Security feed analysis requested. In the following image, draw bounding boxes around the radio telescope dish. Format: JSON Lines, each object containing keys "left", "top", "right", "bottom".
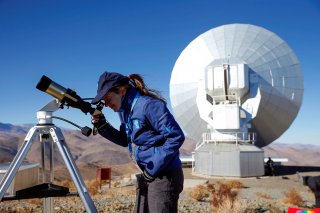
{"left": 170, "top": 24, "right": 303, "bottom": 148}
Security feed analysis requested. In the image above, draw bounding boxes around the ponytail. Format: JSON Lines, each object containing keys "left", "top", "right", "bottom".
{"left": 128, "top": 74, "right": 166, "bottom": 103}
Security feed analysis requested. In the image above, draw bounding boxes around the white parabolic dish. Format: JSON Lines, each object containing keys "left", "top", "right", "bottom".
{"left": 169, "top": 24, "right": 303, "bottom": 147}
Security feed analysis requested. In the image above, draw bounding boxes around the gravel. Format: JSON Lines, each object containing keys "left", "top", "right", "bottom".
{"left": 1, "top": 170, "right": 319, "bottom": 212}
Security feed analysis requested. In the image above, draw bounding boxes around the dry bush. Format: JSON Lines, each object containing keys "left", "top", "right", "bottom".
{"left": 282, "top": 188, "right": 304, "bottom": 206}
{"left": 209, "top": 182, "right": 238, "bottom": 208}
{"left": 85, "top": 179, "right": 100, "bottom": 196}
{"left": 55, "top": 179, "right": 100, "bottom": 195}
{"left": 256, "top": 192, "right": 273, "bottom": 199}
{"left": 188, "top": 184, "right": 210, "bottom": 201}
{"left": 215, "top": 197, "right": 248, "bottom": 213}
{"left": 55, "top": 179, "right": 76, "bottom": 191}
{"left": 224, "top": 180, "right": 244, "bottom": 189}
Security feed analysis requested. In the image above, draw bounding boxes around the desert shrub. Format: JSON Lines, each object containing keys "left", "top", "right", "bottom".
{"left": 224, "top": 180, "right": 244, "bottom": 189}
{"left": 56, "top": 180, "right": 76, "bottom": 191}
{"left": 215, "top": 197, "right": 248, "bottom": 213}
{"left": 55, "top": 179, "right": 100, "bottom": 195}
{"left": 282, "top": 188, "right": 304, "bottom": 206}
{"left": 85, "top": 179, "right": 100, "bottom": 196}
{"left": 256, "top": 192, "right": 273, "bottom": 199}
{"left": 209, "top": 182, "right": 238, "bottom": 207}
{"left": 189, "top": 184, "right": 210, "bottom": 201}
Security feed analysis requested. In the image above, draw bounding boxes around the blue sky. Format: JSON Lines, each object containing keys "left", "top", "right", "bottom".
{"left": 0, "top": 0, "right": 319, "bottom": 145}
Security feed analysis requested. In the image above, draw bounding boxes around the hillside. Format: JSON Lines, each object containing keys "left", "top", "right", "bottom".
{"left": 1, "top": 122, "right": 320, "bottom": 180}
{"left": 0, "top": 122, "right": 196, "bottom": 180}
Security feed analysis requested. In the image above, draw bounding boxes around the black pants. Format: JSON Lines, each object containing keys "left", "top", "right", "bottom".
{"left": 134, "top": 167, "right": 184, "bottom": 213}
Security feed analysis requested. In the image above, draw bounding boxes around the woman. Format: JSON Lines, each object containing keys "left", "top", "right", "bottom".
{"left": 91, "top": 71, "right": 185, "bottom": 213}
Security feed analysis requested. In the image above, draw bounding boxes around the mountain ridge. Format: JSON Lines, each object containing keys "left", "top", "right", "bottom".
{"left": 0, "top": 122, "right": 196, "bottom": 180}
{"left": 1, "top": 122, "right": 319, "bottom": 180}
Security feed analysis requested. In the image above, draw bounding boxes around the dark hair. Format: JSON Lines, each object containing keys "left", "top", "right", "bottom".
{"left": 128, "top": 74, "right": 166, "bottom": 103}
{"left": 110, "top": 74, "right": 166, "bottom": 103}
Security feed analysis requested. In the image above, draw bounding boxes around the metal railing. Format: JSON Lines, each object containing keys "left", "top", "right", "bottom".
{"left": 196, "top": 131, "right": 257, "bottom": 150}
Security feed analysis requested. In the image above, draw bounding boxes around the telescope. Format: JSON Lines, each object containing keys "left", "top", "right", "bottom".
{"left": 0, "top": 75, "right": 100, "bottom": 211}
{"left": 36, "top": 75, "right": 103, "bottom": 136}
{"left": 36, "top": 75, "right": 102, "bottom": 115}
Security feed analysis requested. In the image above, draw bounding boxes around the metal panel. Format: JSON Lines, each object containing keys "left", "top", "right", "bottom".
{"left": 194, "top": 143, "right": 264, "bottom": 177}
{"left": 0, "top": 163, "right": 39, "bottom": 196}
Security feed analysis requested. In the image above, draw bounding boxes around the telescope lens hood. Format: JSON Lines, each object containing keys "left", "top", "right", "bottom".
{"left": 36, "top": 75, "right": 52, "bottom": 92}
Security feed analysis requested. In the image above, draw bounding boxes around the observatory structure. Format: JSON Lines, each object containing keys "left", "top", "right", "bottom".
{"left": 170, "top": 24, "right": 303, "bottom": 177}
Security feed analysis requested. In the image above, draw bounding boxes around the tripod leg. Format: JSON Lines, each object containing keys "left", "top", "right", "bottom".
{"left": 50, "top": 127, "right": 97, "bottom": 213}
{"left": 0, "top": 127, "right": 39, "bottom": 200}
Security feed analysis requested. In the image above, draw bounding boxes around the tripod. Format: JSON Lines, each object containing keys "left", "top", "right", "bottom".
{"left": 0, "top": 100, "right": 97, "bottom": 213}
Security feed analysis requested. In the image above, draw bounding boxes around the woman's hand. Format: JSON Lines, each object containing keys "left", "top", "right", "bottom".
{"left": 91, "top": 113, "right": 107, "bottom": 134}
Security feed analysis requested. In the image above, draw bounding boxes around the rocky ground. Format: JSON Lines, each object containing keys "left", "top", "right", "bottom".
{"left": 1, "top": 168, "right": 319, "bottom": 212}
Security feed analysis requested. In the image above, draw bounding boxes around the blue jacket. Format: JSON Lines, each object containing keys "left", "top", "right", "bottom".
{"left": 98, "top": 87, "right": 185, "bottom": 177}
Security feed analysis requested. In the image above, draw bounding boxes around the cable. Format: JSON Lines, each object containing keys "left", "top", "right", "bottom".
{"left": 51, "top": 116, "right": 82, "bottom": 130}
{"left": 51, "top": 116, "right": 92, "bottom": 137}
